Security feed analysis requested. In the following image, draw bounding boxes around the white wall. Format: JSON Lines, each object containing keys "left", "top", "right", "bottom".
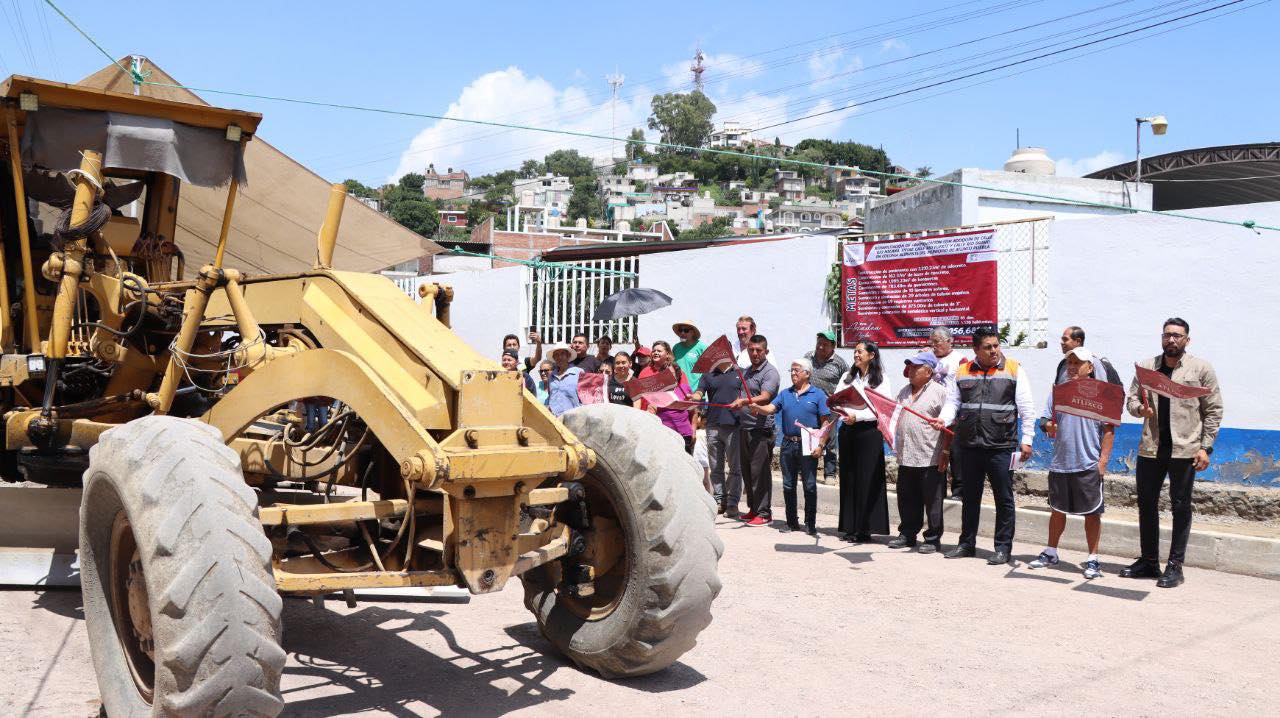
{"left": 419, "top": 266, "right": 527, "bottom": 361}
{"left": 638, "top": 235, "right": 845, "bottom": 369}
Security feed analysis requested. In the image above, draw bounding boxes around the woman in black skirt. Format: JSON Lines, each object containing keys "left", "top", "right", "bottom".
{"left": 834, "top": 340, "right": 892, "bottom": 542}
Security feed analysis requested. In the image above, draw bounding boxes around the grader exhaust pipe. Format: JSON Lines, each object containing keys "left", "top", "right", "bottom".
{"left": 315, "top": 183, "right": 346, "bottom": 269}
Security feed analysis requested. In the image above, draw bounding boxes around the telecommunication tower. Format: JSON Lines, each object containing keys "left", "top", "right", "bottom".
{"left": 690, "top": 47, "right": 706, "bottom": 93}
{"left": 606, "top": 67, "right": 625, "bottom": 159}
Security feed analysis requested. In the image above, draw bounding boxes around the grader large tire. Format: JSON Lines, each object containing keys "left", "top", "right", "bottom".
{"left": 522, "top": 404, "right": 723, "bottom": 678}
{"left": 80, "top": 416, "right": 285, "bottom": 716}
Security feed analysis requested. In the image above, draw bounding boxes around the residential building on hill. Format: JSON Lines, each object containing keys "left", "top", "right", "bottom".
{"left": 773, "top": 169, "right": 806, "bottom": 201}
{"left": 422, "top": 164, "right": 469, "bottom": 200}
{"left": 709, "top": 121, "right": 753, "bottom": 148}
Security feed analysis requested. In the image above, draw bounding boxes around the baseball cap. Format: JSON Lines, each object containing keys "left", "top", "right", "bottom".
{"left": 502, "top": 349, "right": 519, "bottom": 360}
{"left": 1067, "top": 346, "right": 1095, "bottom": 362}
{"left": 633, "top": 345, "right": 653, "bottom": 357}
{"left": 904, "top": 351, "right": 939, "bottom": 370}
{"left": 816, "top": 330, "right": 837, "bottom": 342}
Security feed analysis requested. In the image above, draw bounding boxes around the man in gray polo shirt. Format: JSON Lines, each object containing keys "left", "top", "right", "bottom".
{"left": 806, "top": 330, "right": 848, "bottom": 481}
{"left": 732, "top": 335, "right": 781, "bottom": 526}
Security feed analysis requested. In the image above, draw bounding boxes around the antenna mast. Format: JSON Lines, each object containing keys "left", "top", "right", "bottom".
{"left": 606, "top": 67, "right": 625, "bottom": 160}
{"left": 690, "top": 47, "right": 706, "bottom": 93}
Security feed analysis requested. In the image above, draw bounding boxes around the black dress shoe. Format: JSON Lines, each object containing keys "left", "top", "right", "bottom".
{"left": 1156, "top": 562, "right": 1185, "bottom": 588}
{"left": 944, "top": 545, "right": 975, "bottom": 559}
{"left": 987, "top": 550, "right": 1011, "bottom": 566}
{"left": 1119, "top": 558, "right": 1162, "bottom": 579}
{"left": 806, "top": 525, "right": 818, "bottom": 537}
{"left": 887, "top": 535, "right": 916, "bottom": 549}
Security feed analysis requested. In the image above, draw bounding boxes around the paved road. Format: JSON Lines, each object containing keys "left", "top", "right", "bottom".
{"left": 4, "top": 516, "right": 1277, "bottom": 716}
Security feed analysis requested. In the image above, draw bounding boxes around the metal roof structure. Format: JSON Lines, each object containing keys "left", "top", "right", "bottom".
{"left": 1086, "top": 142, "right": 1280, "bottom": 211}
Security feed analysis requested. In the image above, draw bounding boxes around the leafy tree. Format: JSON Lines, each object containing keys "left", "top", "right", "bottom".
{"left": 647, "top": 91, "right": 716, "bottom": 151}
{"left": 625, "top": 128, "right": 650, "bottom": 162}
{"left": 390, "top": 197, "right": 439, "bottom": 237}
{"left": 398, "top": 172, "right": 426, "bottom": 192}
{"left": 915, "top": 166, "right": 933, "bottom": 179}
{"left": 466, "top": 203, "right": 495, "bottom": 228}
{"left": 518, "top": 159, "right": 545, "bottom": 178}
{"left": 678, "top": 216, "right": 733, "bottom": 241}
{"left": 342, "top": 178, "right": 377, "bottom": 198}
{"left": 793, "top": 139, "right": 891, "bottom": 174}
{"left": 566, "top": 179, "right": 604, "bottom": 224}
{"left": 544, "top": 149, "right": 595, "bottom": 180}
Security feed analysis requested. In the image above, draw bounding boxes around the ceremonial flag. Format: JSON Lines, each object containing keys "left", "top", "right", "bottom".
{"left": 826, "top": 384, "right": 868, "bottom": 412}
{"left": 692, "top": 335, "right": 735, "bottom": 373}
{"left": 795, "top": 420, "right": 835, "bottom": 454}
{"left": 577, "top": 372, "right": 607, "bottom": 405}
{"left": 1134, "top": 364, "right": 1212, "bottom": 400}
{"left": 862, "top": 387, "right": 904, "bottom": 450}
{"left": 624, "top": 368, "right": 676, "bottom": 399}
{"left": 1052, "top": 377, "right": 1124, "bottom": 425}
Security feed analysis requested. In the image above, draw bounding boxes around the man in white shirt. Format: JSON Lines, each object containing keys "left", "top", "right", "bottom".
{"left": 929, "top": 327, "right": 966, "bottom": 498}
{"left": 931, "top": 326, "right": 1036, "bottom": 566}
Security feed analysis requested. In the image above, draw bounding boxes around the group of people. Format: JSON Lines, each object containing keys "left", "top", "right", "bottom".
{"left": 501, "top": 316, "right": 1224, "bottom": 589}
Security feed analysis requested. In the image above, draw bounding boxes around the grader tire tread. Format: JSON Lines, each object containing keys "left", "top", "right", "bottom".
{"left": 81, "top": 416, "right": 285, "bottom": 717}
{"left": 522, "top": 404, "right": 723, "bottom": 678}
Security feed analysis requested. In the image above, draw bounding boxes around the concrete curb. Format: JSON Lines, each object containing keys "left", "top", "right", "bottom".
{"left": 765, "top": 478, "right": 1280, "bottom": 580}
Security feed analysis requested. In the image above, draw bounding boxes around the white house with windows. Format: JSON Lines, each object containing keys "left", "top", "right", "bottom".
{"left": 708, "top": 121, "right": 754, "bottom": 148}
{"left": 773, "top": 201, "right": 845, "bottom": 231}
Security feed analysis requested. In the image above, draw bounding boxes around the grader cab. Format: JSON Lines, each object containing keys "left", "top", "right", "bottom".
{"left": 0, "top": 75, "right": 721, "bottom": 716}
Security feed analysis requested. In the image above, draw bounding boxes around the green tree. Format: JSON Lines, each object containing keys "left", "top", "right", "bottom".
{"left": 466, "top": 203, "right": 495, "bottom": 228}
{"left": 544, "top": 149, "right": 595, "bottom": 180}
{"left": 678, "top": 216, "right": 733, "bottom": 241}
{"left": 390, "top": 197, "right": 439, "bottom": 237}
{"left": 398, "top": 172, "right": 426, "bottom": 192}
{"left": 518, "top": 159, "right": 545, "bottom": 178}
{"left": 625, "top": 128, "right": 650, "bottom": 162}
{"left": 566, "top": 179, "right": 604, "bottom": 224}
{"left": 342, "top": 178, "right": 377, "bottom": 198}
{"left": 915, "top": 165, "right": 933, "bottom": 179}
{"left": 793, "top": 139, "right": 891, "bottom": 173}
{"left": 647, "top": 91, "right": 716, "bottom": 151}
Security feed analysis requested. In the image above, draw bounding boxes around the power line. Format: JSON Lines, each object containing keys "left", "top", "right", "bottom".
{"left": 757, "top": 0, "right": 1247, "bottom": 131}
{"left": 39, "top": 0, "right": 1280, "bottom": 235}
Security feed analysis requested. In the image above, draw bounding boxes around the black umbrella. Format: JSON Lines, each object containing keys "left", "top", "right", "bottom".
{"left": 591, "top": 287, "right": 673, "bottom": 322}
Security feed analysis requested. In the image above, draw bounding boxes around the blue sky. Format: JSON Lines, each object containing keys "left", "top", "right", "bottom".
{"left": 2, "top": 0, "right": 1276, "bottom": 185}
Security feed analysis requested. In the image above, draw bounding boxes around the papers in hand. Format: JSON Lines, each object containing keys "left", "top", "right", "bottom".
{"left": 795, "top": 421, "right": 834, "bottom": 454}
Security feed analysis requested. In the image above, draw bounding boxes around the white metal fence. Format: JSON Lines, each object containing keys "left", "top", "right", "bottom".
{"left": 843, "top": 217, "right": 1052, "bottom": 347}
{"left": 526, "top": 256, "right": 639, "bottom": 345}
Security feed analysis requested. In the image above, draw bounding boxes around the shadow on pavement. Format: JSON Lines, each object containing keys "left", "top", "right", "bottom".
{"left": 774, "top": 543, "right": 835, "bottom": 554}
{"left": 282, "top": 600, "right": 574, "bottom": 716}
{"left": 1072, "top": 582, "right": 1150, "bottom": 602}
{"left": 504, "top": 622, "right": 707, "bottom": 694}
{"left": 21, "top": 587, "right": 83, "bottom": 620}
{"left": 1003, "top": 568, "right": 1074, "bottom": 585}
{"left": 835, "top": 551, "right": 873, "bottom": 567}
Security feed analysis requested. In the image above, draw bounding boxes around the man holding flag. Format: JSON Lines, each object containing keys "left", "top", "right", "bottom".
{"left": 1121, "top": 318, "right": 1224, "bottom": 589}
{"left": 693, "top": 336, "right": 746, "bottom": 518}
{"left": 931, "top": 326, "right": 1036, "bottom": 566}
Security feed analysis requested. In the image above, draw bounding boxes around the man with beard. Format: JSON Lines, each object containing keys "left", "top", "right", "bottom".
{"left": 1121, "top": 318, "right": 1223, "bottom": 589}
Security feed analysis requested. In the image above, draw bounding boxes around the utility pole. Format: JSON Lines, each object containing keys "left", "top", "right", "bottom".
{"left": 606, "top": 67, "right": 625, "bottom": 160}
{"left": 690, "top": 47, "right": 705, "bottom": 93}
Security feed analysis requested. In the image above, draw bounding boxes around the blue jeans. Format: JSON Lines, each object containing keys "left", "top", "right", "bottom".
{"left": 779, "top": 439, "right": 818, "bottom": 529}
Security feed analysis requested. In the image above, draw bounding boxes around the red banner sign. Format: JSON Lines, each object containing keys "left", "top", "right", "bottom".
{"left": 692, "top": 335, "right": 735, "bottom": 373}
{"left": 577, "top": 372, "right": 607, "bottom": 405}
{"left": 624, "top": 368, "right": 676, "bottom": 399}
{"left": 1134, "top": 364, "right": 1212, "bottom": 400}
{"left": 841, "top": 230, "right": 998, "bottom": 347}
{"left": 1052, "top": 377, "right": 1124, "bottom": 425}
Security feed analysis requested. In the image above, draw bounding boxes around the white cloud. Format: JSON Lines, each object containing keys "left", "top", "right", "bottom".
{"left": 1055, "top": 150, "right": 1125, "bottom": 177}
{"left": 389, "top": 67, "right": 650, "bottom": 181}
{"left": 807, "top": 49, "right": 863, "bottom": 89}
{"left": 880, "top": 38, "right": 907, "bottom": 53}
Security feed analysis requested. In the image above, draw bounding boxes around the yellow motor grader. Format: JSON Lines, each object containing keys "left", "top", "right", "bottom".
{"left": 0, "top": 76, "right": 721, "bottom": 716}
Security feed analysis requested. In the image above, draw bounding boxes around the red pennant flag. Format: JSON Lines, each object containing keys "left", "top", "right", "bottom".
{"left": 1134, "top": 364, "right": 1211, "bottom": 400}
{"left": 862, "top": 387, "right": 903, "bottom": 451}
{"left": 577, "top": 372, "right": 607, "bottom": 405}
{"left": 1052, "top": 377, "right": 1124, "bottom": 425}
{"left": 827, "top": 384, "right": 868, "bottom": 412}
{"left": 692, "top": 335, "right": 735, "bottom": 373}
{"left": 624, "top": 368, "right": 676, "bottom": 399}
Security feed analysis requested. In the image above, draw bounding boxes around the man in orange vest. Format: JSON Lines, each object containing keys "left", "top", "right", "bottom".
{"left": 931, "top": 326, "right": 1036, "bottom": 566}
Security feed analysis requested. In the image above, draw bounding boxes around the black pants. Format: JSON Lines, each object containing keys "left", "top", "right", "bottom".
{"left": 957, "top": 446, "right": 1016, "bottom": 552}
{"left": 739, "top": 427, "right": 775, "bottom": 519}
{"left": 896, "top": 465, "right": 945, "bottom": 544}
{"left": 948, "top": 448, "right": 962, "bottom": 496}
{"left": 1136, "top": 456, "right": 1196, "bottom": 564}
{"left": 837, "top": 421, "right": 889, "bottom": 536}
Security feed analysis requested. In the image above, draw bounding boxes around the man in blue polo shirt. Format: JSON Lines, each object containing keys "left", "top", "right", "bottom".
{"left": 750, "top": 357, "right": 830, "bottom": 535}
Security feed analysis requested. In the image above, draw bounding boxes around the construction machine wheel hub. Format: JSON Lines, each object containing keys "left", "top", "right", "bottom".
{"left": 559, "top": 473, "right": 630, "bottom": 621}
{"left": 108, "top": 514, "right": 155, "bottom": 703}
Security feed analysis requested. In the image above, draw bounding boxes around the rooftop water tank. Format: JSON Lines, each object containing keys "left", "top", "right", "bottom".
{"left": 1004, "top": 147, "right": 1056, "bottom": 175}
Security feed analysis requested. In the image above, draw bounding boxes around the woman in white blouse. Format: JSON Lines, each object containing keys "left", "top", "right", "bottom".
{"left": 833, "top": 340, "right": 892, "bottom": 542}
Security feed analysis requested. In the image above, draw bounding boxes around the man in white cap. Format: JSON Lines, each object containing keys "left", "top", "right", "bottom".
{"left": 1027, "top": 346, "right": 1115, "bottom": 579}
{"left": 672, "top": 320, "right": 707, "bottom": 390}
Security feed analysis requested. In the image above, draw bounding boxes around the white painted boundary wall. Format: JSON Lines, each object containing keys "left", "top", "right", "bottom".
{"left": 415, "top": 266, "right": 526, "bottom": 362}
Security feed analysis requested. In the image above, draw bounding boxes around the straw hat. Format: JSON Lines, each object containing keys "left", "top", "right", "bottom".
{"left": 671, "top": 320, "right": 702, "bottom": 340}
{"left": 548, "top": 345, "right": 574, "bottom": 361}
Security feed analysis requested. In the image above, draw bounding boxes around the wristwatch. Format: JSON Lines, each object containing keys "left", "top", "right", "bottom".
{"left": 1204, "top": 446, "right": 1214, "bottom": 456}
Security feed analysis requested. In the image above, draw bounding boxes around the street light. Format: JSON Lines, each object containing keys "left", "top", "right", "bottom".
{"left": 1135, "top": 115, "right": 1168, "bottom": 183}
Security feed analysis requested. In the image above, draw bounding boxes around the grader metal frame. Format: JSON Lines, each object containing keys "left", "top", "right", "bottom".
{"left": 0, "top": 76, "right": 721, "bottom": 716}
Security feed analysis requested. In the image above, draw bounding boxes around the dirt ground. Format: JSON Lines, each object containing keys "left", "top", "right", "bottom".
{"left": 4, "top": 514, "right": 1277, "bottom": 717}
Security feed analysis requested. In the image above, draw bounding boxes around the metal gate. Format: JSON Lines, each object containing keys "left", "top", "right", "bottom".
{"left": 526, "top": 256, "right": 639, "bottom": 345}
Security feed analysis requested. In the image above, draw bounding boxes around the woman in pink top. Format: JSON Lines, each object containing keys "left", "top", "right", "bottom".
{"left": 643, "top": 341, "right": 696, "bottom": 454}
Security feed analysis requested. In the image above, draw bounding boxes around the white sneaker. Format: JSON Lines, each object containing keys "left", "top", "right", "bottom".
{"left": 1028, "top": 551, "right": 1060, "bottom": 569}
{"left": 1083, "top": 559, "right": 1102, "bottom": 580}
